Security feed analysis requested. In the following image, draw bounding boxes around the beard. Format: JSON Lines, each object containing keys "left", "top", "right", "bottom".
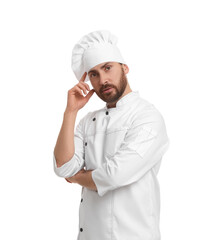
{"left": 97, "top": 67, "right": 128, "bottom": 105}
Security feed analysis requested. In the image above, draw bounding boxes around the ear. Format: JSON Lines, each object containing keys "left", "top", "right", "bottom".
{"left": 123, "top": 64, "right": 129, "bottom": 74}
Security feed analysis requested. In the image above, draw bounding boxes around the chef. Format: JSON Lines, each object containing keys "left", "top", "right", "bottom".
{"left": 53, "top": 30, "right": 170, "bottom": 240}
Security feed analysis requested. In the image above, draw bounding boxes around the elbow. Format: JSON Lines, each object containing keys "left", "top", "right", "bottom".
{"left": 53, "top": 152, "right": 84, "bottom": 178}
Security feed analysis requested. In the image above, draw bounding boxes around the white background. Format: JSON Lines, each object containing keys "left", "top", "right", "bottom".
{"left": 0, "top": 0, "right": 219, "bottom": 239}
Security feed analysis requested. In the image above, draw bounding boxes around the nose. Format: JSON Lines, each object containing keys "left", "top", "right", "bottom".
{"left": 99, "top": 71, "right": 109, "bottom": 85}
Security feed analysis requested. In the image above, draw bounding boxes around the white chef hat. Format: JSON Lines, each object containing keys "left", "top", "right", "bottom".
{"left": 71, "top": 29, "right": 126, "bottom": 82}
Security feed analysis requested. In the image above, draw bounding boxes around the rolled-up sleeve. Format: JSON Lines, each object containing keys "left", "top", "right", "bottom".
{"left": 91, "top": 114, "right": 170, "bottom": 197}
{"left": 53, "top": 116, "right": 86, "bottom": 178}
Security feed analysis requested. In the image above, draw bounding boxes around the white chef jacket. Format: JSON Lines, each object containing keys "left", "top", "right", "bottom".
{"left": 53, "top": 90, "right": 170, "bottom": 240}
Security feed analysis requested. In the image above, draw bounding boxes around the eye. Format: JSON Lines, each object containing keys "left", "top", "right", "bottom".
{"left": 105, "top": 66, "right": 111, "bottom": 71}
{"left": 89, "top": 73, "right": 96, "bottom": 78}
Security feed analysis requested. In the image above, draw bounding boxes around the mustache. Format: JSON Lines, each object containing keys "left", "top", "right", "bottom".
{"left": 101, "top": 86, "right": 114, "bottom": 92}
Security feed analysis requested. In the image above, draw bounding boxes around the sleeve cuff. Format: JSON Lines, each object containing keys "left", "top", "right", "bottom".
{"left": 53, "top": 153, "right": 84, "bottom": 178}
{"left": 91, "top": 168, "right": 114, "bottom": 197}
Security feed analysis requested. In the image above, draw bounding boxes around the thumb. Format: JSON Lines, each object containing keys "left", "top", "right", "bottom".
{"left": 85, "top": 89, "right": 95, "bottom": 101}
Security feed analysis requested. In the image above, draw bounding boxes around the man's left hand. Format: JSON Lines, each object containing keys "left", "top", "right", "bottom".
{"left": 65, "top": 168, "right": 86, "bottom": 183}
{"left": 65, "top": 169, "right": 97, "bottom": 192}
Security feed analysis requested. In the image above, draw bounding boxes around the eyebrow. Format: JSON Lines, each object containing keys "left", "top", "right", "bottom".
{"left": 88, "top": 62, "right": 112, "bottom": 75}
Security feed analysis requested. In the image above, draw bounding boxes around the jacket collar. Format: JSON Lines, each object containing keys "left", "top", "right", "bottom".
{"left": 103, "top": 90, "right": 140, "bottom": 111}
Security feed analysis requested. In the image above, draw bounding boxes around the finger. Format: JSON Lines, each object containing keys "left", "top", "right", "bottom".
{"left": 77, "top": 82, "right": 88, "bottom": 95}
{"left": 79, "top": 81, "right": 90, "bottom": 91}
{"left": 85, "top": 89, "right": 95, "bottom": 101}
{"left": 74, "top": 86, "right": 84, "bottom": 96}
{"left": 68, "top": 81, "right": 90, "bottom": 93}
{"left": 68, "top": 86, "right": 83, "bottom": 96}
{"left": 79, "top": 72, "right": 87, "bottom": 82}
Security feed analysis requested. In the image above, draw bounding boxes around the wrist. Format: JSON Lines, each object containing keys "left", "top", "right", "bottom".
{"left": 64, "top": 108, "right": 78, "bottom": 117}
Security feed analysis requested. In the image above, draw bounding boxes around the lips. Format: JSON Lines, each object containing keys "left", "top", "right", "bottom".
{"left": 102, "top": 87, "right": 112, "bottom": 92}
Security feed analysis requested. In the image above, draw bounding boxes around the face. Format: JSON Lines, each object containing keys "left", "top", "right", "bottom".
{"left": 88, "top": 62, "right": 129, "bottom": 106}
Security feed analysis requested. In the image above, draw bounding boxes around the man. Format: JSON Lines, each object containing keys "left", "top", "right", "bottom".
{"left": 53, "top": 30, "right": 170, "bottom": 240}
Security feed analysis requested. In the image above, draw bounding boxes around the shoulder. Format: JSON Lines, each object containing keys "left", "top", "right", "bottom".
{"left": 131, "top": 97, "right": 167, "bottom": 135}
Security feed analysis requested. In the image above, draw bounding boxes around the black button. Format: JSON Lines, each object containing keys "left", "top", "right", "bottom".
{"left": 80, "top": 228, "right": 83, "bottom": 232}
{"left": 106, "top": 111, "right": 109, "bottom": 115}
{"left": 81, "top": 198, "right": 83, "bottom": 202}
{"left": 85, "top": 142, "right": 87, "bottom": 146}
{"left": 93, "top": 117, "right": 96, "bottom": 121}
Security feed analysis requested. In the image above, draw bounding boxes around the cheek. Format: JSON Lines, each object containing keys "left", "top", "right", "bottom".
{"left": 91, "top": 82, "right": 99, "bottom": 92}
{"left": 111, "top": 70, "right": 121, "bottom": 79}
{"left": 90, "top": 81, "right": 96, "bottom": 88}
{"left": 111, "top": 73, "right": 121, "bottom": 84}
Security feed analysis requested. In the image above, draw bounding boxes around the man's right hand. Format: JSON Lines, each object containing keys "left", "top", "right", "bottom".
{"left": 65, "top": 72, "right": 95, "bottom": 112}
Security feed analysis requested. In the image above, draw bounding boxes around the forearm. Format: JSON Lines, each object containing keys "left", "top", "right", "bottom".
{"left": 54, "top": 109, "right": 78, "bottom": 167}
{"left": 77, "top": 171, "right": 97, "bottom": 191}
{"left": 67, "top": 170, "right": 97, "bottom": 192}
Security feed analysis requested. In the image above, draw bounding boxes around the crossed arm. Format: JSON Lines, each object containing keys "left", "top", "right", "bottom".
{"left": 63, "top": 117, "right": 169, "bottom": 197}
{"left": 65, "top": 169, "right": 97, "bottom": 192}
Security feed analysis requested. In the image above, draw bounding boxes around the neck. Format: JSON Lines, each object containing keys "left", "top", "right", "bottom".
{"left": 107, "top": 85, "right": 132, "bottom": 108}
